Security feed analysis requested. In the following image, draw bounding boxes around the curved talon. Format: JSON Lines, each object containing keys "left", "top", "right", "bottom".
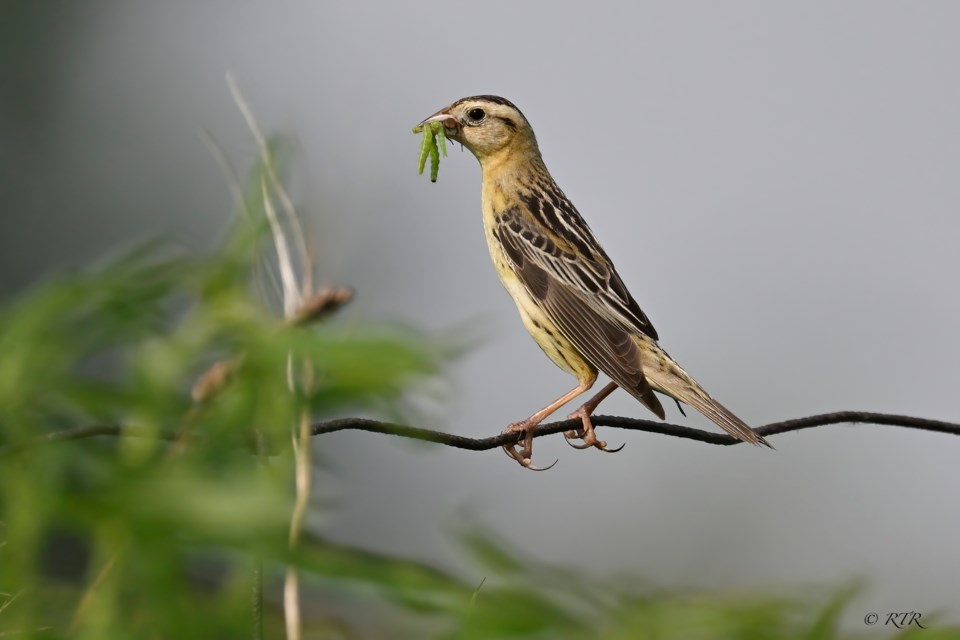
{"left": 563, "top": 428, "right": 588, "bottom": 449}
{"left": 501, "top": 425, "right": 538, "bottom": 468}
{"left": 501, "top": 442, "right": 557, "bottom": 471}
{"left": 598, "top": 442, "right": 625, "bottom": 453}
{"left": 565, "top": 407, "right": 625, "bottom": 453}
{"left": 523, "top": 458, "right": 558, "bottom": 471}
{"left": 502, "top": 444, "right": 526, "bottom": 464}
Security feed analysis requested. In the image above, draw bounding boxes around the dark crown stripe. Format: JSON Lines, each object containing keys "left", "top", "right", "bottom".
{"left": 454, "top": 95, "right": 528, "bottom": 122}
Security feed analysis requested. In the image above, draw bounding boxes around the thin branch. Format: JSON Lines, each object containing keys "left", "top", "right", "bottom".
{"left": 227, "top": 72, "right": 312, "bottom": 297}
{"left": 284, "top": 408, "right": 311, "bottom": 640}
{"left": 230, "top": 74, "right": 315, "bottom": 640}
{"left": 69, "top": 549, "right": 121, "bottom": 633}
{"left": 251, "top": 429, "right": 268, "bottom": 640}
{"left": 262, "top": 179, "right": 300, "bottom": 318}
{"left": 3, "top": 412, "right": 958, "bottom": 457}
{"left": 251, "top": 557, "right": 264, "bottom": 640}
{"left": 307, "top": 411, "right": 960, "bottom": 449}
{"left": 0, "top": 424, "right": 169, "bottom": 454}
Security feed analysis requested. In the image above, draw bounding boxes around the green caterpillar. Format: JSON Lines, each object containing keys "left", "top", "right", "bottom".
{"left": 412, "top": 120, "right": 447, "bottom": 182}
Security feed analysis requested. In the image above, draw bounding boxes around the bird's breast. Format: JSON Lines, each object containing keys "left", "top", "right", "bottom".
{"left": 480, "top": 184, "right": 519, "bottom": 287}
{"left": 479, "top": 183, "right": 594, "bottom": 380}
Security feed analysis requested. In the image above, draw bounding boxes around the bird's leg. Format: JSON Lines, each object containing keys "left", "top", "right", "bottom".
{"left": 503, "top": 379, "right": 594, "bottom": 469}
{"left": 564, "top": 381, "right": 624, "bottom": 453}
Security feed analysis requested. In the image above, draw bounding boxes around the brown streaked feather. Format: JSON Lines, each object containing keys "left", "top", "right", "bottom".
{"left": 496, "top": 211, "right": 665, "bottom": 419}
{"left": 439, "top": 94, "right": 767, "bottom": 448}
{"left": 637, "top": 336, "right": 770, "bottom": 447}
{"left": 542, "top": 284, "right": 666, "bottom": 420}
{"left": 512, "top": 183, "right": 659, "bottom": 340}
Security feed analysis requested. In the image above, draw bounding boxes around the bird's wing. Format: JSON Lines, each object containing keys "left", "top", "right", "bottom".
{"left": 496, "top": 207, "right": 658, "bottom": 339}
{"left": 512, "top": 191, "right": 658, "bottom": 341}
{"left": 495, "top": 210, "right": 665, "bottom": 418}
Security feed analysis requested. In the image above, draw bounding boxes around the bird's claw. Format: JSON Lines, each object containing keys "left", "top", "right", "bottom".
{"left": 501, "top": 442, "right": 527, "bottom": 465}
{"left": 565, "top": 409, "right": 624, "bottom": 454}
{"left": 598, "top": 441, "right": 625, "bottom": 453}
{"left": 563, "top": 429, "right": 592, "bottom": 449}
{"left": 501, "top": 445, "right": 557, "bottom": 471}
{"left": 524, "top": 457, "right": 558, "bottom": 471}
{"left": 502, "top": 422, "right": 556, "bottom": 470}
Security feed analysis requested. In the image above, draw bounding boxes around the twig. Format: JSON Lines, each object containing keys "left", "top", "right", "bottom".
{"left": 0, "top": 590, "right": 22, "bottom": 617}
{"left": 3, "top": 412, "right": 958, "bottom": 457}
{"left": 262, "top": 179, "right": 300, "bottom": 317}
{"left": 251, "top": 557, "right": 264, "bottom": 640}
{"left": 251, "top": 429, "right": 268, "bottom": 640}
{"left": 0, "top": 424, "right": 169, "bottom": 455}
{"left": 308, "top": 411, "right": 960, "bottom": 448}
{"left": 227, "top": 72, "right": 313, "bottom": 297}
{"left": 69, "top": 546, "right": 122, "bottom": 632}
{"left": 284, "top": 408, "right": 311, "bottom": 640}
{"left": 228, "top": 73, "right": 316, "bottom": 640}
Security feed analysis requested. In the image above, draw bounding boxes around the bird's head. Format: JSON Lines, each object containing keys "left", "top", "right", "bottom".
{"left": 417, "top": 95, "right": 539, "bottom": 165}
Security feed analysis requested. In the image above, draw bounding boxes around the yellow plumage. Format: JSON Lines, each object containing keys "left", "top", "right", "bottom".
{"left": 417, "top": 95, "right": 769, "bottom": 468}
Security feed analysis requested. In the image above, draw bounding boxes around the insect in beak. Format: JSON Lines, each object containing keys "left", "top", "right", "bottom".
{"left": 418, "top": 110, "right": 461, "bottom": 140}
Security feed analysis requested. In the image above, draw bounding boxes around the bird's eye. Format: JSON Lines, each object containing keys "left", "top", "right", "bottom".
{"left": 467, "top": 107, "right": 486, "bottom": 123}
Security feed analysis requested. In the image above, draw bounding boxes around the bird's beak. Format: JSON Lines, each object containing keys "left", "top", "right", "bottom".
{"left": 417, "top": 109, "right": 461, "bottom": 139}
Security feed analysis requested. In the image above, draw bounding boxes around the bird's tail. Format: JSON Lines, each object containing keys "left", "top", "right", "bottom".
{"left": 635, "top": 335, "right": 771, "bottom": 447}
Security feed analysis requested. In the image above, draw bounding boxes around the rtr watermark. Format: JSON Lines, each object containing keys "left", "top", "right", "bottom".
{"left": 863, "top": 611, "right": 927, "bottom": 629}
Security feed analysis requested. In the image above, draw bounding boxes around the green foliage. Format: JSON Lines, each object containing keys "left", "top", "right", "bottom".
{"left": 0, "top": 138, "right": 449, "bottom": 638}
{"left": 1, "top": 126, "right": 956, "bottom": 639}
{"left": 448, "top": 529, "right": 960, "bottom": 640}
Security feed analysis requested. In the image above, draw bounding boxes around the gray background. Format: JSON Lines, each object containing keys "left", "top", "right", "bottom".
{"left": 3, "top": 0, "right": 959, "bottom": 628}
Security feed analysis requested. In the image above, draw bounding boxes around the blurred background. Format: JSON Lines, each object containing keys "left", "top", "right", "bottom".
{"left": 3, "top": 0, "right": 959, "bottom": 631}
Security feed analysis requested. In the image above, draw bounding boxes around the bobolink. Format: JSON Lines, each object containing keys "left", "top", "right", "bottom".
{"left": 418, "top": 96, "right": 769, "bottom": 469}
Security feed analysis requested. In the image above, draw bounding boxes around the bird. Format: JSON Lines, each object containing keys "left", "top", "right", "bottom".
{"left": 417, "top": 95, "right": 770, "bottom": 469}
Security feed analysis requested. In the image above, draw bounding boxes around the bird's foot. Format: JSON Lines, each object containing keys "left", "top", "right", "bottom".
{"left": 563, "top": 407, "right": 624, "bottom": 453}
{"left": 502, "top": 420, "right": 557, "bottom": 471}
